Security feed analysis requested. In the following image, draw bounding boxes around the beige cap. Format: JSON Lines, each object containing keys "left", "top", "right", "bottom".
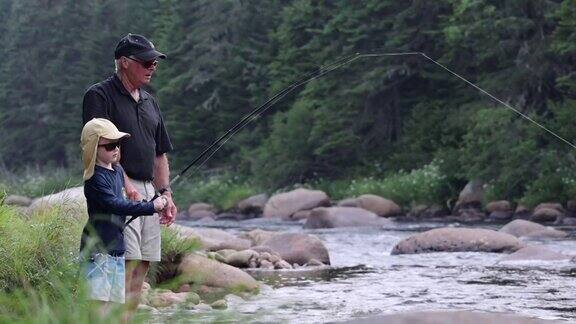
{"left": 81, "top": 118, "right": 130, "bottom": 180}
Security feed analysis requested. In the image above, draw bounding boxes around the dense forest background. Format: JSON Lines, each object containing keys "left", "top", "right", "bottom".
{"left": 0, "top": 0, "right": 575, "bottom": 205}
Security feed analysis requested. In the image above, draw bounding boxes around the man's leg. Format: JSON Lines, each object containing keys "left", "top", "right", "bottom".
{"left": 125, "top": 260, "right": 149, "bottom": 311}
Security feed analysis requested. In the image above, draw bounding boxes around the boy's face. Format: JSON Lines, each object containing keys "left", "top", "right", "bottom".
{"left": 96, "top": 137, "right": 121, "bottom": 165}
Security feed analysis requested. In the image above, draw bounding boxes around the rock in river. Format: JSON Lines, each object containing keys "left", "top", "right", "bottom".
{"left": 391, "top": 227, "right": 524, "bottom": 255}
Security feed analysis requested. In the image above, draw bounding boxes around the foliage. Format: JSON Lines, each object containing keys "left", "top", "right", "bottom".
{"left": 173, "top": 174, "right": 261, "bottom": 211}
{"left": 314, "top": 162, "right": 451, "bottom": 206}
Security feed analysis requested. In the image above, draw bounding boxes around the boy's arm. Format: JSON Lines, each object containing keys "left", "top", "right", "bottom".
{"left": 85, "top": 177, "right": 155, "bottom": 216}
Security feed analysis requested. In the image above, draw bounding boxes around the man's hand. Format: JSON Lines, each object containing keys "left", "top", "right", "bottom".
{"left": 159, "top": 193, "right": 177, "bottom": 226}
{"left": 124, "top": 175, "right": 143, "bottom": 201}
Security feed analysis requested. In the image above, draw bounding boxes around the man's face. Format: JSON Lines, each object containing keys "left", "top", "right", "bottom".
{"left": 123, "top": 56, "right": 158, "bottom": 87}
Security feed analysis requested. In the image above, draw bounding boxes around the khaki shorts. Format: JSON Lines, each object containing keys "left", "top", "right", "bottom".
{"left": 124, "top": 179, "right": 161, "bottom": 262}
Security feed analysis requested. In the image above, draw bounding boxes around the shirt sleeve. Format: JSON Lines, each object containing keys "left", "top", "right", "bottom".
{"left": 83, "top": 88, "right": 108, "bottom": 124}
{"left": 85, "top": 174, "right": 155, "bottom": 216}
{"left": 154, "top": 99, "right": 173, "bottom": 155}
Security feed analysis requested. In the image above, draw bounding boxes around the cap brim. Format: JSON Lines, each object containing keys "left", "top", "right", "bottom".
{"left": 133, "top": 49, "right": 167, "bottom": 61}
{"left": 101, "top": 130, "right": 131, "bottom": 141}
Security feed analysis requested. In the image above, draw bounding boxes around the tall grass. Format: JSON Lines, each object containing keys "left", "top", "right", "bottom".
{"left": 0, "top": 204, "right": 134, "bottom": 323}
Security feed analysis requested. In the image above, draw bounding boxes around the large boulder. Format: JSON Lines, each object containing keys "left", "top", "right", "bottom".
{"left": 391, "top": 228, "right": 524, "bottom": 255}
{"left": 237, "top": 194, "right": 268, "bottom": 214}
{"left": 261, "top": 233, "right": 330, "bottom": 265}
{"left": 303, "top": 207, "right": 394, "bottom": 229}
{"left": 178, "top": 253, "right": 259, "bottom": 293}
{"left": 188, "top": 203, "right": 216, "bottom": 214}
{"left": 498, "top": 245, "right": 574, "bottom": 263}
{"left": 485, "top": 200, "right": 511, "bottom": 213}
{"left": 263, "top": 188, "right": 330, "bottom": 219}
{"left": 238, "top": 229, "right": 277, "bottom": 246}
{"left": 407, "top": 204, "right": 449, "bottom": 220}
{"left": 28, "top": 186, "right": 86, "bottom": 215}
{"left": 454, "top": 180, "right": 484, "bottom": 210}
{"left": 531, "top": 208, "right": 563, "bottom": 223}
{"left": 342, "top": 310, "right": 563, "bottom": 324}
{"left": 355, "top": 194, "right": 401, "bottom": 217}
{"left": 170, "top": 225, "right": 251, "bottom": 251}
{"left": 499, "top": 219, "right": 567, "bottom": 239}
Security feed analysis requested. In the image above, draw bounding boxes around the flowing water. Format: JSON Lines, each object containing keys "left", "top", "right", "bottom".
{"left": 160, "top": 220, "right": 576, "bottom": 323}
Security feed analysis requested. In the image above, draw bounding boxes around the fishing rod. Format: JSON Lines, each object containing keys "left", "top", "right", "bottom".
{"left": 126, "top": 51, "right": 576, "bottom": 226}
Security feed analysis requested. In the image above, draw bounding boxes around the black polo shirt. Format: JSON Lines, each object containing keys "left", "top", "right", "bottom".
{"left": 82, "top": 74, "right": 173, "bottom": 181}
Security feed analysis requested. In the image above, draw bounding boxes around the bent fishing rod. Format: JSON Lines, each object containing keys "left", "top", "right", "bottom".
{"left": 126, "top": 51, "right": 576, "bottom": 226}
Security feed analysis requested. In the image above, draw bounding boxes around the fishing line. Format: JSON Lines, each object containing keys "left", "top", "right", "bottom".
{"left": 180, "top": 51, "right": 576, "bottom": 183}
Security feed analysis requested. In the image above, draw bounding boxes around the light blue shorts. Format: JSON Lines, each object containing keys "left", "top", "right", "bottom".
{"left": 83, "top": 253, "right": 125, "bottom": 303}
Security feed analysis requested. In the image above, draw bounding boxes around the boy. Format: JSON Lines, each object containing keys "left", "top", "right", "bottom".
{"left": 79, "top": 118, "right": 167, "bottom": 308}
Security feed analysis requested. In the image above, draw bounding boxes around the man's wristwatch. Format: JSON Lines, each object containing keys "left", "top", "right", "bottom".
{"left": 158, "top": 187, "right": 172, "bottom": 195}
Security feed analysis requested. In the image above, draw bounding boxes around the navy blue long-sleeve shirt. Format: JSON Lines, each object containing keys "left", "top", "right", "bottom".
{"left": 80, "top": 164, "right": 155, "bottom": 257}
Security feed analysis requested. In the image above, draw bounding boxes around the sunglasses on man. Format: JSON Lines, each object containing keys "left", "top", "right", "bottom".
{"left": 98, "top": 141, "right": 121, "bottom": 151}
{"left": 126, "top": 56, "right": 158, "bottom": 69}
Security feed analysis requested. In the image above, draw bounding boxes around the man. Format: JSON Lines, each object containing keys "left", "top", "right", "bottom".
{"left": 82, "top": 33, "right": 177, "bottom": 314}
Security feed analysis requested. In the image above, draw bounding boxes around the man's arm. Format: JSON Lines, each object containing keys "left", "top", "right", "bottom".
{"left": 153, "top": 153, "right": 177, "bottom": 225}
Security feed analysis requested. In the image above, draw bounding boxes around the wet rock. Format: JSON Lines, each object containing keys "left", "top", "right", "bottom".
{"left": 337, "top": 198, "right": 359, "bottom": 207}
{"left": 210, "top": 299, "right": 228, "bottom": 309}
{"left": 188, "top": 202, "right": 216, "bottom": 214}
{"left": 514, "top": 204, "right": 531, "bottom": 219}
{"left": 261, "top": 233, "right": 331, "bottom": 265}
{"left": 259, "top": 259, "right": 274, "bottom": 269}
{"left": 4, "top": 195, "right": 32, "bottom": 207}
{"left": 147, "top": 291, "right": 190, "bottom": 308}
{"left": 488, "top": 210, "right": 513, "bottom": 221}
{"left": 263, "top": 188, "right": 330, "bottom": 219}
{"left": 341, "top": 310, "right": 564, "bottom": 323}
{"left": 187, "top": 209, "right": 217, "bottom": 220}
{"left": 499, "top": 219, "right": 567, "bottom": 239}
{"left": 239, "top": 229, "right": 277, "bottom": 246}
{"left": 454, "top": 180, "right": 484, "bottom": 210}
{"left": 178, "top": 253, "right": 259, "bottom": 293}
{"left": 531, "top": 208, "right": 563, "bottom": 223}
{"left": 289, "top": 209, "right": 312, "bottom": 220}
{"left": 237, "top": 194, "right": 268, "bottom": 214}
{"left": 498, "top": 245, "right": 574, "bottom": 263}
{"left": 407, "top": 204, "right": 449, "bottom": 220}
{"left": 391, "top": 228, "right": 524, "bottom": 255}
{"left": 303, "top": 207, "right": 393, "bottom": 229}
{"left": 454, "top": 208, "right": 485, "bottom": 223}
{"left": 355, "top": 194, "right": 401, "bottom": 217}
{"left": 214, "top": 212, "right": 248, "bottom": 221}
{"left": 170, "top": 225, "right": 251, "bottom": 251}
{"left": 304, "top": 259, "right": 324, "bottom": 266}
{"left": 275, "top": 260, "right": 293, "bottom": 269}
{"left": 486, "top": 200, "right": 511, "bottom": 213}
{"left": 562, "top": 217, "right": 576, "bottom": 226}
{"left": 225, "top": 249, "right": 259, "bottom": 268}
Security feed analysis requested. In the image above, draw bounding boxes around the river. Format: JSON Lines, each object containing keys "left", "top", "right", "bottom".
{"left": 158, "top": 220, "right": 576, "bottom": 323}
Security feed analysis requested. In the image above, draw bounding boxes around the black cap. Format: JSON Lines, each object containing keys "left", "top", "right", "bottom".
{"left": 114, "top": 33, "right": 166, "bottom": 61}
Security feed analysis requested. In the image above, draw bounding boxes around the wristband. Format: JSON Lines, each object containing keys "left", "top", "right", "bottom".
{"left": 158, "top": 187, "right": 172, "bottom": 195}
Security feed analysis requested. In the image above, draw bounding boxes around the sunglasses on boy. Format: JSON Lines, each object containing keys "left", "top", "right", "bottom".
{"left": 98, "top": 141, "right": 121, "bottom": 151}
{"left": 125, "top": 56, "right": 158, "bottom": 69}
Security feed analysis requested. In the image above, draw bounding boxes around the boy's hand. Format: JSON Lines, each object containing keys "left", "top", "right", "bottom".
{"left": 153, "top": 196, "right": 168, "bottom": 212}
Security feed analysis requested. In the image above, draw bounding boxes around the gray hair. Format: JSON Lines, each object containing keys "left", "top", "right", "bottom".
{"left": 114, "top": 59, "right": 122, "bottom": 73}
